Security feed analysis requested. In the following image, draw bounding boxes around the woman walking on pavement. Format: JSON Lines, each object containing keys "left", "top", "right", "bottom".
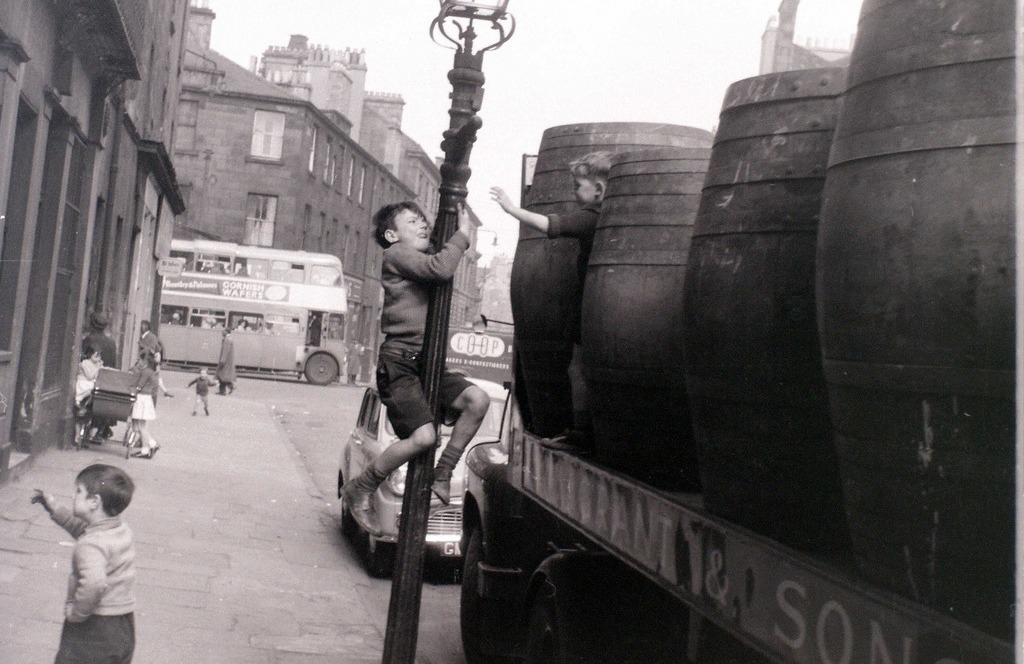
{"left": 216, "top": 327, "right": 236, "bottom": 395}
{"left": 129, "top": 351, "right": 161, "bottom": 459}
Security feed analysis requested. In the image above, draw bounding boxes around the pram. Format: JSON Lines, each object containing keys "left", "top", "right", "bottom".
{"left": 73, "top": 368, "right": 139, "bottom": 458}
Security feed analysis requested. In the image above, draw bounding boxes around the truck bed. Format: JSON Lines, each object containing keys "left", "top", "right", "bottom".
{"left": 514, "top": 433, "right": 1013, "bottom": 664}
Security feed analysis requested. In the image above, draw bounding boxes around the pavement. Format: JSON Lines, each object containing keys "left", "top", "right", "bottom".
{"left": 0, "top": 376, "right": 394, "bottom": 663}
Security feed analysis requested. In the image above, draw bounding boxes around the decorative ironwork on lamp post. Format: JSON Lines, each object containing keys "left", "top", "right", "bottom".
{"left": 381, "top": 2, "right": 514, "bottom": 663}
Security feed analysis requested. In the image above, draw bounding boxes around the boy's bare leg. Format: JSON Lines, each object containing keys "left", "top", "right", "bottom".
{"left": 431, "top": 386, "right": 489, "bottom": 505}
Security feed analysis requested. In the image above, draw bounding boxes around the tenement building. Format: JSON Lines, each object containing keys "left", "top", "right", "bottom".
{"left": 0, "top": 0, "right": 188, "bottom": 481}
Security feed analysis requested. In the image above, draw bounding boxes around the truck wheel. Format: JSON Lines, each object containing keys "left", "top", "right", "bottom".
{"left": 304, "top": 353, "right": 339, "bottom": 385}
{"left": 524, "top": 585, "right": 562, "bottom": 664}
{"left": 461, "top": 526, "right": 516, "bottom": 664}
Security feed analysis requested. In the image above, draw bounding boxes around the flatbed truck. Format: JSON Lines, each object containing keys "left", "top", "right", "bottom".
{"left": 459, "top": 394, "right": 1014, "bottom": 663}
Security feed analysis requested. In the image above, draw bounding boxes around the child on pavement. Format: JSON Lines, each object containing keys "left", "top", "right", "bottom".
{"left": 75, "top": 344, "right": 103, "bottom": 414}
{"left": 129, "top": 351, "right": 160, "bottom": 459}
{"left": 343, "top": 201, "right": 490, "bottom": 519}
{"left": 490, "top": 150, "right": 612, "bottom": 452}
{"left": 187, "top": 368, "right": 217, "bottom": 416}
{"left": 32, "top": 464, "right": 137, "bottom": 664}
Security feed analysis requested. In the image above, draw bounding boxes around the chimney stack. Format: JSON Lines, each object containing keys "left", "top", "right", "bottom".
{"left": 186, "top": 0, "right": 216, "bottom": 51}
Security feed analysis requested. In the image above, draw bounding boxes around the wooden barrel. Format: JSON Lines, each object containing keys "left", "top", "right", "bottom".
{"left": 682, "top": 68, "right": 850, "bottom": 557}
{"left": 511, "top": 123, "right": 712, "bottom": 437}
{"left": 581, "top": 147, "right": 709, "bottom": 490}
{"left": 816, "top": 0, "right": 1015, "bottom": 639}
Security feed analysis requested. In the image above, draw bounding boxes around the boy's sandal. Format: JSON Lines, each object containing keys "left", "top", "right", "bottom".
{"left": 131, "top": 451, "right": 152, "bottom": 459}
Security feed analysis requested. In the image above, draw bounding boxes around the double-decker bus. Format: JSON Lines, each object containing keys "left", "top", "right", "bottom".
{"left": 159, "top": 239, "right": 348, "bottom": 385}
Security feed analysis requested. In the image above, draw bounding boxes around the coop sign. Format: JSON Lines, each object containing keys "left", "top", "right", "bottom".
{"left": 450, "top": 331, "right": 506, "bottom": 358}
{"left": 445, "top": 330, "right": 513, "bottom": 383}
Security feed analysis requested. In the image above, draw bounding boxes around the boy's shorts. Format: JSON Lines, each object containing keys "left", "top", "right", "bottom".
{"left": 56, "top": 613, "right": 135, "bottom": 664}
{"left": 377, "top": 349, "right": 475, "bottom": 439}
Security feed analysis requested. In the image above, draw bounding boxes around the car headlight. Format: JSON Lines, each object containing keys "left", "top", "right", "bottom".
{"left": 385, "top": 465, "right": 407, "bottom": 495}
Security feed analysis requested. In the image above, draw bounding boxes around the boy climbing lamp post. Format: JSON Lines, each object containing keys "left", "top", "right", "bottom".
{"left": 381, "top": 2, "right": 514, "bottom": 663}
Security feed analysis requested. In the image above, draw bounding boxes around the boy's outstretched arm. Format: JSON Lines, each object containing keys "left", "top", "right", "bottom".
{"left": 33, "top": 490, "right": 88, "bottom": 538}
{"left": 31, "top": 489, "right": 56, "bottom": 514}
{"left": 490, "top": 186, "right": 549, "bottom": 234}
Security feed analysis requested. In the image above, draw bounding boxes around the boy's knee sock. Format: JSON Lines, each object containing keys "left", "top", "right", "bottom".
{"left": 352, "top": 463, "right": 389, "bottom": 492}
{"left": 433, "top": 444, "right": 464, "bottom": 480}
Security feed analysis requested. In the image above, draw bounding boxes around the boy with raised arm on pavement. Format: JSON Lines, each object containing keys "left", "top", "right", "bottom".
{"left": 490, "top": 150, "right": 612, "bottom": 452}
{"left": 343, "top": 201, "right": 490, "bottom": 521}
{"left": 32, "top": 464, "right": 137, "bottom": 664}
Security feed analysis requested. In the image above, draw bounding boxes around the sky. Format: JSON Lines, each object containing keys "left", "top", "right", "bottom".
{"left": 206, "top": 0, "right": 863, "bottom": 264}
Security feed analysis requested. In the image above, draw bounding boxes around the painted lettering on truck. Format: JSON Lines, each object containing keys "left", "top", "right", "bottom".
{"left": 670, "top": 516, "right": 971, "bottom": 664}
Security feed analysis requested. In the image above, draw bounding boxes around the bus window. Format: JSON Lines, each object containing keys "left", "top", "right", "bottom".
{"left": 170, "top": 250, "right": 195, "bottom": 271}
{"left": 243, "top": 258, "right": 269, "bottom": 280}
{"left": 263, "top": 313, "right": 301, "bottom": 336}
{"left": 310, "top": 265, "right": 342, "bottom": 286}
{"left": 230, "top": 312, "right": 263, "bottom": 333}
{"left": 197, "top": 253, "right": 231, "bottom": 274}
{"left": 161, "top": 305, "right": 188, "bottom": 326}
{"left": 270, "top": 260, "right": 305, "bottom": 283}
{"left": 326, "top": 313, "right": 345, "bottom": 340}
{"left": 190, "top": 308, "right": 227, "bottom": 329}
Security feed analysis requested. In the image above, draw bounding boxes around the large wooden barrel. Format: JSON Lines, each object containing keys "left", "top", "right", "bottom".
{"left": 581, "top": 147, "right": 709, "bottom": 490}
{"left": 511, "top": 123, "right": 712, "bottom": 437}
{"left": 682, "top": 68, "right": 850, "bottom": 557}
{"left": 816, "top": 0, "right": 1015, "bottom": 639}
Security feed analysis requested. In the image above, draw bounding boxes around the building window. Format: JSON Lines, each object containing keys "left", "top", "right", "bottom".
{"left": 174, "top": 100, "right": 198, "bottom": 152}
{"left": 244, "top": 193, "right": 277, "bottom": 246}
{"left": 330, "top": 152, "right": 339, "bottom": 186}
{"left": 326, "top": 217, "right": 337, "bottom": 253}
{"left": 358, "top": 164, "right": 366, "bottom": 204}
{"left": 307, "top": 125, "right": 318, "bottom": 173}
{"left": 251, "top": 110, "right": 285, "bottom": 159}
{"left": 341, "top": 224, "right": 352, "bottom": 266}
{"left": 354, "top": 230, "right": 363, "bottom": 271}
{"left": 302, "top": 204, "right": 312, "bottom": 250}
{"left": 346, "top": 156, "right": 356, "bottom": 197}
{"left": 323, "top": 139, "right": 332, "bottom": 182}
{"left": 319, "top": 212, "right": 326, "bottom": 251}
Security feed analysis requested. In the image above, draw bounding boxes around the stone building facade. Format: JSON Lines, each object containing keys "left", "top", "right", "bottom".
{"left": 174, "top": 3, "right": 484, "bottom": 372}
{"left": 0, "top": 0, "right": 187, "bottom": 481}
{"left": 249, "top": 24, "right": 482, "bottom": 329}
{"left": 759, "top": 0, "right": 852, "bottom": 74}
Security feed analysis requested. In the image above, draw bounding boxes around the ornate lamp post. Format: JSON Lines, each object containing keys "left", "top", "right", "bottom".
{"left": 381, "top": 2, "right": 514, "bottom": 662}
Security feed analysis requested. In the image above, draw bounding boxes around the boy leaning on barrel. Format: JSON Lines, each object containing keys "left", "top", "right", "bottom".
{"left": 342, "top": 200, "right": 491, "bottom": 522}
{"left": 490, "top": 150, "right": 612, "bottom": 453}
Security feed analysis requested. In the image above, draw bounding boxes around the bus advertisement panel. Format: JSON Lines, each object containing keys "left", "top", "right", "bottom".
{"left": 162, "top": 275, "right": 344, "bottom": 313}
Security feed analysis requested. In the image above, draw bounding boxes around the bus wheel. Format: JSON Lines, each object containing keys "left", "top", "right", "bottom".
{"left": 304, "top": 353, "right": 339, "bottom": 385}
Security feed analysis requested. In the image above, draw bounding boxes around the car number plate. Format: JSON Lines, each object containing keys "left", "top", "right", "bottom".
{"left": 442, "top": 541, "right": 462, "bottom": 557}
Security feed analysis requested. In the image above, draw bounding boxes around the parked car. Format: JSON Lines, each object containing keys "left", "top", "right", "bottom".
{"left": 338, "top": 377, "right": 508, "bottom": 577}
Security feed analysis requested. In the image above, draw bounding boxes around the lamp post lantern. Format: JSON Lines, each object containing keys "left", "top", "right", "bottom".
{"left": 381, "top": 3, "right": 513, "bottom": 663}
